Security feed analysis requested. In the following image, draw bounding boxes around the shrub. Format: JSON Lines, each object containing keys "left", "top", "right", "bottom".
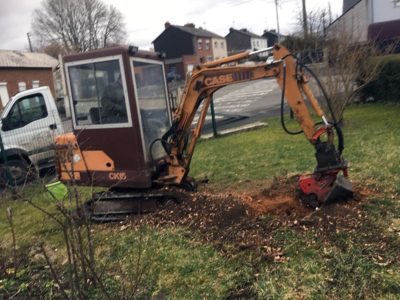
{"left": 360, "top": 55, "right": 400, "bottom": 102}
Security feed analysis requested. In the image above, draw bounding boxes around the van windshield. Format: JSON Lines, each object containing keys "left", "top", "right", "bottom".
{"left": 1, "top": 98, "right": 14, "bottom": 118}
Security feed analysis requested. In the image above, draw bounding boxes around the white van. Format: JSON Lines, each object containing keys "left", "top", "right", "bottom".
{"left": 0, "top": 86, "right": 64, "bottom": 184}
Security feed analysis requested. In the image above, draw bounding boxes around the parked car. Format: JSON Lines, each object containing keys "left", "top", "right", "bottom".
{"left": 0, "top": 86, "right": 64, "bottom": 185}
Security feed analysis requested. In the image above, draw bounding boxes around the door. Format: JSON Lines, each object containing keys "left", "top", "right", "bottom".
{"left": 131, "top": 58, "right": 172, "bottom": 162}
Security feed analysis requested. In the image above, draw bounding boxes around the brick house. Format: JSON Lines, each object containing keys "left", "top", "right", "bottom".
{"left": 225, "top": 28, "right": 268, "bottom": 55}
{"left": 262, "top": 30, "right": 279, "bottom": 47}
{"left": 153, "top": 23, "right": 227, "bottom": 79}
{"left": 327, "top": 0, "right": 400, "bottom": 45}
{"left": 0, "top": 50, "right": 57, "bottom": 109}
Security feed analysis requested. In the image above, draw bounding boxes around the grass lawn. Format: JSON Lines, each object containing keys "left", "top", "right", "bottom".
{"left": 1, "top": 103, "right": 400, "bottom": 299}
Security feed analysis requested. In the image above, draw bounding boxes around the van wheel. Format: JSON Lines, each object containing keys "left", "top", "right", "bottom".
{"left": 2, "top": 159, "right": 33, "bottom": 186}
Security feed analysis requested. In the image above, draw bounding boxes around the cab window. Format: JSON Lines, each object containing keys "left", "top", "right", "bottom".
{"left": 3, "top": 94, "right": 47, "bottom": 131}
{"left": 68, "top": 58, "right": 129, "bottom": 126}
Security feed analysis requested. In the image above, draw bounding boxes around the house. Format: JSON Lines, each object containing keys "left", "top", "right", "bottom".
{"left": 262, "top": 30, "right": 279, "bottom": 46}
{"left": 327, "top": 0, "right": 400, "bottom": 45}
{"left": 225, "top": 28, "right": 268, "bottom": 55}
{"left": 153, "top": 22, "right": 227, "bottom": 79}
{"left": 0, "top": 50, "right": 57, "bottom": 109}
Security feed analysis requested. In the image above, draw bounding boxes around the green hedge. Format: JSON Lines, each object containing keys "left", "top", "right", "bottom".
{"left": 361, "top": 55, "right": 400, "bottom": 102}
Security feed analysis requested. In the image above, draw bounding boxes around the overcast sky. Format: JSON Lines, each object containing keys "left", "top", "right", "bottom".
{"left": 0, "top": 0, "right": 342, "bottom": 51}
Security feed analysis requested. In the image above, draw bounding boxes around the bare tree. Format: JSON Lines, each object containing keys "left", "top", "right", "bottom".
{"left": 315, "top": 34, "right": 388, "bottom": 121}
{"left": 284, "top": 7, "right": 392, "bottom": 122}
{"left": 32, "top": 0, "right": 126, "bottom": 53}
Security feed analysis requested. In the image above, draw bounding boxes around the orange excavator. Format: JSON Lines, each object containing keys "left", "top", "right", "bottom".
{"left": 55, "top": 44, "right": 353, "bottom": 221}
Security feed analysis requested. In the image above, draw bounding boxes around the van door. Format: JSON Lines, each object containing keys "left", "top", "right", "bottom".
{"left": 1, "top": 92, "right": 60, "bottom": 168}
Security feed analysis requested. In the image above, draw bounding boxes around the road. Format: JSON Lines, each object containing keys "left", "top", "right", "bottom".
{"left": 199, "top": 78, "right": 282, "bottom": 134}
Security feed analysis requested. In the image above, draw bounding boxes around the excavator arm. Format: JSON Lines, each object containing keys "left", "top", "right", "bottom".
{"left": 157, "top": 44, "right": 350, "bottom": 203}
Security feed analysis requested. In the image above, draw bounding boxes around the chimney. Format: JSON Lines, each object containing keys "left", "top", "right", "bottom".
{"left": 184, "top": 23, "right": 195, "bottom": 28}
{"left": 164, "top": 22, "right": 171, "bottom": 29}
{"left": 240, "top": 28, "right": 248, "bottom": 32}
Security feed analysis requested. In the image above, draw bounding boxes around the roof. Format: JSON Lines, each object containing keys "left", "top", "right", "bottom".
{"left": 343, "top": 0, "right": 362, "bottom": 14}
{"left": 0, "top": 50, "right": 57, "bottom": 68}
{"left": 328, "top": 0, "right": 362, "bottom": 28}
{"left": 228, "top": 28, "right": 265, "bottom": 39}
{"left": 153, "top": 23, "right": 224, "bottom": 43}
{"left": 368, "top": 19, "right": 400, "bottom": 41}
{"left": 173, "top": 25, "right": 223, "bottom": 38}
{"left": 63, "top": 46, "right": 163, "bottom": 64}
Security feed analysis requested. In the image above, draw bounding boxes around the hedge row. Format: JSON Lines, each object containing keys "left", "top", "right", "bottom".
{"left": 360, "top": 55, "right": 400, "bottom": 102}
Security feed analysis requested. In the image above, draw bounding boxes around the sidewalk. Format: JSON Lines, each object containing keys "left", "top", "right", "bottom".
{"left": 201, "top": 121, "right": 267, "bottom": 139}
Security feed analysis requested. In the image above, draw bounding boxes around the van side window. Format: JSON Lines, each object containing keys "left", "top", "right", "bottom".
{"left": 4, "top": 94, "right": 47, "bottom": 130}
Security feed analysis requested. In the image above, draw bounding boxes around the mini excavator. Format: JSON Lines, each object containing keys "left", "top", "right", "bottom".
{"left": 55, "top": 44, "right": 353, "bottom": 221}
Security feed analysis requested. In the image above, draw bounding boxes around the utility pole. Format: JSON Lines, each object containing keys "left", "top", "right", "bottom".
{"left": 27, "top": 32, "right": 33, "bottom": 52}
{"left": 274, "top": 0, "right": 281, "bottom": 43}
{"left": 301, "top": 0, "right": 308, "bottom": 38}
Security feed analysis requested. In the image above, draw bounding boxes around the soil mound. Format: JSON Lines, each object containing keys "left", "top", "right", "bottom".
{"left": 128, "top": 176, "right": 364, "bottom": 255}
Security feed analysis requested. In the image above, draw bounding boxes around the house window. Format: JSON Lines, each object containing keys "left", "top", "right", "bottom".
{"left": 207, "top": 56, "right": 212, "bottom": 62}
{"left": 256, "top": 40, "right": 260, "bottom": 47}
{"left": 32, "top": 80, "right": 40, "bottom": 88}
{"left": 205, "top": 39, "right": 210, "bottom": 50}
{"left": 220, "top": 41, "right": 224, "bottom": 48}
{"left": 18, "top": 82, "right": 26, "bottom": 92}
{"left": 214, "top": 41, "right": 218, "bottom": 48}
{"left": 198, "top": 39, "right": 202, "bottom": 50}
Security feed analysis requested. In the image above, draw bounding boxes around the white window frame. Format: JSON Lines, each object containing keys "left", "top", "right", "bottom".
{"left": 18, "top": 82, "right": 26, "bottom": 92}
{"left": 65, "top": 55, "right": 133, "bottom": 130}
{"left": 130, "top": 57, "right": 172, "bottom": 161}
{"left": 32, "top": 80, "right": 40, "bottom": 88}
{"left": 205, "top": 39, "right": 210, "bottom": 50}
{"left": 198, "top": 38, "right": 203, "bottom": 50}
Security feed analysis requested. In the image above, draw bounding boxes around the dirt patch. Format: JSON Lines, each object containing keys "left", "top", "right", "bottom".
{"left": 126, "top": 176, "right": 367, "bottom": 256}
{"left": 240, "top": 176, "right": 308, "bottom": 218}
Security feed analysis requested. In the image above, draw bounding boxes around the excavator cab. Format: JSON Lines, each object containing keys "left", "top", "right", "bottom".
{"left": 58, "top": 46, "right": 171, "bottom": 188}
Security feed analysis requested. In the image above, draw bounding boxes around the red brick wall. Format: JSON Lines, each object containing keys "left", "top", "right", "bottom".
{"left": 195, "top": 37, "right": 213, "bottom": 64}
{"left": 0, "top": 67, "right": 55, "bottom": 98}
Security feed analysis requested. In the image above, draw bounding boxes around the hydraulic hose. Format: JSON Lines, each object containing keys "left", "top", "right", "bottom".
{"left": 280, "top": 62, "right": 303, "bottom": 135}
{"left": 280, "top": 55, "right": 345, "bottom": 155}
{"left": 301, "top": 64, "right": 345, "bottom": 155}
{"left": 301, "top": 64, "right": 338, "bottom": 125}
